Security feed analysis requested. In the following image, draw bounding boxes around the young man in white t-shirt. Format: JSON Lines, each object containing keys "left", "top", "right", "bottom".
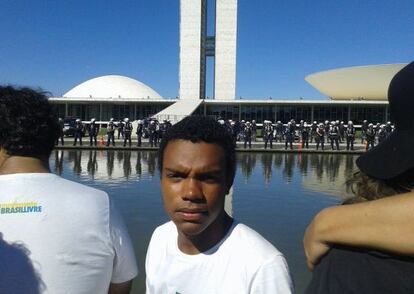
{"left": 146, "top": 116, "right": 293, "bottom": 294}
{"left": 0, "top": 86, "right": 138, "bottom": 294}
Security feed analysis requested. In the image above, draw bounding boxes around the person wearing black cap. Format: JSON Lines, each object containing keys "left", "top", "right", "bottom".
{"left": 304, "top": 62, "right": 414, "bottom": 293}
{"left": 365, "top": 123, "right": 376, "bottom": 150}
{"left": 345, "top": 121, "right": 355, "bottom": 150}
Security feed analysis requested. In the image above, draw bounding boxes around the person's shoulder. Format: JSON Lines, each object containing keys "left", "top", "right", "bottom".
{"left": 151, "top": 221, "right": 175, "bottom": 239}
{"left": 147, "top": 221, "right": 176, "bottom": 256}
{"left": 228, "top": 222, "right": 284, "bottom": 259}
{"left": 54, "top": 176, "right": 108, "bottom": 199}
{"left": 307, "top": 246, "right": 414, "bottom": 294}
{"left": 47, "top": 176, "right": 110, "bottom": 214}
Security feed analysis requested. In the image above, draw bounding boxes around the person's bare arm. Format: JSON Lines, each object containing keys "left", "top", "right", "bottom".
{"left": 304, "top": 192, "right": 414, "bottom": 270}
{"left": 108, "top": 280, "right": 133, "bottom": 294}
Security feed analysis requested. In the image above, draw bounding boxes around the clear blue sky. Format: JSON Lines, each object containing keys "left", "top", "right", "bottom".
{"left": 1, "top": 0, "right": 413, "bottom": 99}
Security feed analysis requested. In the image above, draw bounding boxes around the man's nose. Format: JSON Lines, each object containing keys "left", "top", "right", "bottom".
{"left": 182, "top": 178, "right": 204, "bottom": 201}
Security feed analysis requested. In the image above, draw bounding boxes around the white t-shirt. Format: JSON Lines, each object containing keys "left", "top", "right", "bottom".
{"left": 0, "top": 173, "right": 138, "bottom": 294}
{"left": 146, "top": 221, "right": 293, "bottom": 294}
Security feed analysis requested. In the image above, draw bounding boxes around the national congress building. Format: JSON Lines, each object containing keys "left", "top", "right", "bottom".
{"left": 50, "top": 0, "right": 404, "bottom": 125}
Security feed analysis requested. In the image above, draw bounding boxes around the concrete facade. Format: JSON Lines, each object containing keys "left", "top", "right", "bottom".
{"left": 215, "top": 0, "right": 237, "bottom": 100}
{"left": 179, "top": 0, "right": 237, "bottom": 101}
{"left": 179, "top": 0, "right": 205, "bottom": 100}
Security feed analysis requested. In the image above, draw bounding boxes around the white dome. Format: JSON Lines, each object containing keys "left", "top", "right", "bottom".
{"left": 63, "top": 75, "right": 163, "bottom": 99}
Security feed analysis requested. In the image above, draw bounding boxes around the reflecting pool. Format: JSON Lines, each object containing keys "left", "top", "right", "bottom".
{"left": 50, "top": 150, "right": 358, "bottom": 293}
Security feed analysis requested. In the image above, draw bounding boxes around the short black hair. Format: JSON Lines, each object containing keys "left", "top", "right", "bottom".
{"left": 0, "top": 86, "right": 59, "bottom": 158}
{"left": 158, "top": 116, "right": 236, "bottom": 186}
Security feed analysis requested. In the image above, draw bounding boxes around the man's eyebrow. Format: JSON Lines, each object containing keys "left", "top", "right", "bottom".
{"left": 163, "top": 167, "right": 224, "bottom": 175}
{"left": 164, "top": 167, "right": 186, "bottom": 173}
{"left": 198, "top": 169, "right": 224, "bottom": 175}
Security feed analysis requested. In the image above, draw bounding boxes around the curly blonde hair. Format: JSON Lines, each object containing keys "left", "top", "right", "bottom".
{"left": 344, "top": 169, "right": 414, "bottom": 204}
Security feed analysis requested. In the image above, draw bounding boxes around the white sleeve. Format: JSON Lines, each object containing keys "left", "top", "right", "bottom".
{"left": 250, "top": 254, "right": 294, "bottom": 294}
{"left": 109, "top": 199, "right": 139, "bottom": 283}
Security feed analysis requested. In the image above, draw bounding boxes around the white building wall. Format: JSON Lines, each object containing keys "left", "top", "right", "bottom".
{"left": 214, "top": 0, "right": 237, "bottom": 100}
{"left": 179, "top": 0, "right": 203, "bottom": 100}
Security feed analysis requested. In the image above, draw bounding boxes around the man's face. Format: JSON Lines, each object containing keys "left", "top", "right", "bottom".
{"left": 161, "top": 140, "right": 230, "bottom": 237}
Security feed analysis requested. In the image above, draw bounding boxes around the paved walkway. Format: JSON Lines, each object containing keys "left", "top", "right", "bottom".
{"left": 56, "top": 137, "right": 367, "bottom": 154}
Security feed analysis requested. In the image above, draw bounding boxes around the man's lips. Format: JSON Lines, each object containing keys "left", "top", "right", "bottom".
{"left": 175, "top": 208, "right": 208, "bottom": 221}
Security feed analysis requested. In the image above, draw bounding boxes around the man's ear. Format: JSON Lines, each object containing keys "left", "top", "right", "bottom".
{"left": 0, "top": 148, "right": 9, "bottom": 167}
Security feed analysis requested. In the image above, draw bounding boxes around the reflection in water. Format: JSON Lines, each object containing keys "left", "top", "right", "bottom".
{"left": 52, "top": 150, "right": 357, "bottom": 198}
{"left": 283, "top": 154, "right": 295, "bottom": 182}
{"left": 87, "top": 151, "right": 98, "bottom": 179}
{"left": 107, "top": 150, "right": 115, "bottom": 177}
{"left": 147, "top": 152, "right": 157, "bottom": 177}
{"left": 54, "top": 150, "right": 64, "bottom": 175}
{"left": 261, "top": 153, "right": 273, "bottom": 184}
{"left": 49, "top": 150, "right": 359, "bottom": 294}
{"left": 135, "top": 152, "right": 142, "bottom": 178}
{"left": 298, "top": 154, "right": 308, "bottom": 177}
{"left": 52, "top": 150, "right": 164, "bottom": 183}
{"left": 70, "top": 150, "right": 82, "bottom": 176}
{"left": 238, "top": 153, "right": 256, "bottom": 180}
{"left": 123, "top": 151, "right": 132, "bottom": 179}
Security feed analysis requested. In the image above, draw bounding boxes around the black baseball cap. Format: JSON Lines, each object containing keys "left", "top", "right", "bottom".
{"left": 356, "top": 61, "right": 414, "bottom": 179}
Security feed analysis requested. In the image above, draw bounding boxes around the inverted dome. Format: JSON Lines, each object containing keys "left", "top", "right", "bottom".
{"left": 64, "top": 75, "right": 163, "bottom": 99}
{"left": 305, "top": 63, "right": 407, "bottom": 100}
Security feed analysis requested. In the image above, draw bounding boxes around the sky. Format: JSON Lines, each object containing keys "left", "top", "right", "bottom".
{"left": 1, "top": 0, "right": 413, "bottom": 99}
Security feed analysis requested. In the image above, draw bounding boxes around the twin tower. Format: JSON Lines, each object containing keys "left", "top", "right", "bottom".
{"left": 179, "top": 0, "right": 237, "bottom": 101}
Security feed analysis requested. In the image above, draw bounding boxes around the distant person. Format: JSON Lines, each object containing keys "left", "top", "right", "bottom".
{"left": 275, "top": 121, "right": 284, "bottom": 142}
{"left": 73, "top": 118, "right": 83, "bottom": 146}
{"left": 263, "top": 120, "right": 274, "bottom": 149}
{"left": 324, "top": 120, "right": 330, "bottom": 142}
{"left": 365, "top": 123, "right": 376, "bottom": 150}
{"left": 284, "top": 122, "right": 294, "bottom": 150}
{"left": 345, "top": 121, "right": 355, "bottom": 150}
{"left": 56, "top": 117, "right": 64, "bottom": 146}
{"left": 0, "top": 86, "right": 138, "bottom": 293}
{"left": 243, "top": 121, "right": 253, "bottom": 148}
{"left": 361, "top": 119, "right": 368, "bottom": 144}
{"left": 146, "top": 116, "right": 293, "bottom": 293}
{"left": 136, "top": 120, "right": 144, "bottom": 147}
{"left": 123, "top": 118, "right": 133, "bottom": 147}
{"left": 385, "top": 121, "right": 393, "bottom": 136}
{"left": 301, "top": 122, "right": 309, "bottom": 149}
{"left": 251, "top": 120, "right": 257, "bottom": 141}
{"left": 88, "top": 118, "right": 99, "bottom": 146}
{"left": 107, "top": 118, "right": 116, "bottom": 146}
{"left": 315, "top": 123, "right": 325, "bottom": 150}
{"left": 377, "top": 124, "right": 387, "bottom": 144}
{"left": 338, "top": 121, "right": 345, "bottom": 143}
{"left": 304, "top": 62, "right": 414, "bottom": 293}
{"left": 148, "top": 120, "right": 158, "bottom": 147}
{"left": 310, "top": 121, "right": 318, "bottom": 143}
{"left": 118, "top": 119, "right": 124, "bottom": 139}
{"left": 328, "top": 121, "right": 340, "bottom": 150}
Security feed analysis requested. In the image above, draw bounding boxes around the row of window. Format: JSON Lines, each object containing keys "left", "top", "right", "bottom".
{"left": 53, "top": 103, "right": 388, "bottom": 124}
{"left": 54, "top": 104, "right": 169, "bottom": 122}
{"left": 205, "top": 105, "right": 388, "bottom": 124}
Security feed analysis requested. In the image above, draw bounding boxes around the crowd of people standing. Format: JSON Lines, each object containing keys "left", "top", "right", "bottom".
{"left": 218, "top": 118, "right": 394, "bottom": 151}
{"left": 56, "top": 116, "right": 394, "bottom": 151}
{"left": 56, "top": 117, "right": 173, "bottom": 148}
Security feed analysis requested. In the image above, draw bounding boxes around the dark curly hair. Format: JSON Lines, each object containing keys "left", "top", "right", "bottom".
{"left": 158, "top": 116, "right": 236, "bottom": 186}
{"left": 344, "top": 168, "right": 414, "bottom": 204}
{"left": 0, "top": 86, "right": 60, "bottom": 158}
